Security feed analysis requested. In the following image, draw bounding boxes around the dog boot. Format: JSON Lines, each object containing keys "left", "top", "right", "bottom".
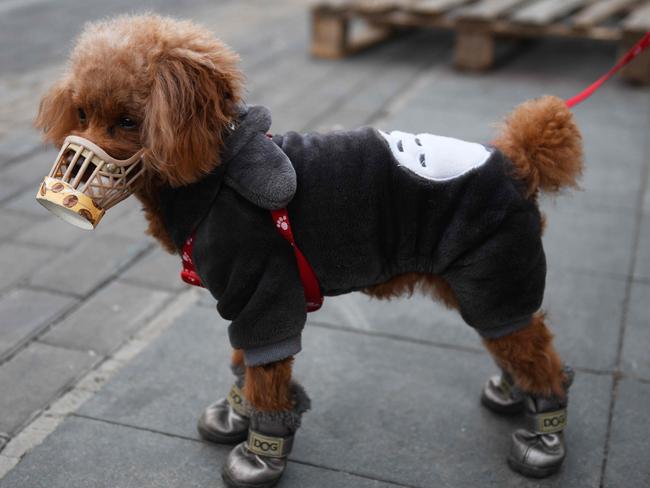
{"left": 222, "top": 383, "right": 311, "bottom": 488}
{"left": 481, "top": 370, "right": 525, "bottom": 415}
{"left": 508, "top": 366, "right": 574, "bottom": 478}
{"left": 198, "top": 364, "right": 251, "bottom": 444}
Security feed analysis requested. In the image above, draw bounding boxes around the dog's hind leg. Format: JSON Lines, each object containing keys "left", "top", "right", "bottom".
{"left": 222, "top": 358, "right": 311, "bottom": 488}
{"left": 197, "top": 348, "right": 251, "bottom": 445}
{"left": 482, "top": 312, "right": 574, "bottom": 478}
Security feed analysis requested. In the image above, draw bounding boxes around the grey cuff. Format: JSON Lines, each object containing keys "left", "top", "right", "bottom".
{"left": 243, "top": 335, "right": 302, "bottom": 366}
{"left": 477, "top": 315, "right": 533, "bottom": 339}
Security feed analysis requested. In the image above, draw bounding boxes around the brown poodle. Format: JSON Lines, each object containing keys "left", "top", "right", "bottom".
{"left": 35, "top": 14, "right": 583, "bottom": 487}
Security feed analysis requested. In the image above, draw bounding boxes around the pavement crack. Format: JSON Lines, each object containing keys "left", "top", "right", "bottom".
{"left": 71, "top": 415, "right": 424, "bottom": 488}
{"left": 70, "top": 414, "right": 203, "bottom": 444}
{"left": 308, "top": 319, "right": 485, "bottom": 354}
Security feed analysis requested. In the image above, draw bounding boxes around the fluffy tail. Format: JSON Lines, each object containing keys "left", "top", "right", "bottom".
{"left": 493, "top": 95, "right": 583, "bottom": 197}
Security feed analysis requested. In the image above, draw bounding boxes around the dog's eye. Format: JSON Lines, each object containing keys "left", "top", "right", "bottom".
{"left": 118, "top": 116, "right": 137, "bottom": 130}
{"left": 78, "top": 108, "right": 86, "bottom": 124}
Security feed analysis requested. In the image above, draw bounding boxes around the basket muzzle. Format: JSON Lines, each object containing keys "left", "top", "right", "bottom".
{"left": 36, "top": 135, "right": 145, "bottom": 230}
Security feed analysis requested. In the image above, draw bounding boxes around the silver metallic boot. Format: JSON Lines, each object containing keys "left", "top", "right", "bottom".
{"left": 481, "top": 370, "right": 525, "bottom": 415}
{"left": 198, "top": 365, "right": 251, "bottom": 444}
{"left": 507, "top": 366, "right": 574, "bottom": 478}
{"left": 222, "top": 382, "right": 310, "bottom": 488}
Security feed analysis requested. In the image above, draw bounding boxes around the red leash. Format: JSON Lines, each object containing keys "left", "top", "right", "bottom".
{"left": 565, "top": 31, "right": 650, "bottom": 108}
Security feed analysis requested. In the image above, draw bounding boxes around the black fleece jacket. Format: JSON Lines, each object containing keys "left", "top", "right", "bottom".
{"left": 159, "top": 106, "right": 546, "bottom": 366}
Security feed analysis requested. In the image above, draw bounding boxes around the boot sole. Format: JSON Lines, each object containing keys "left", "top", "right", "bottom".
{"left": 197, "top": 423, "right": 248, "bottom": 445}
{"left": 222, "top": 469, "right": 281, "bottom": 488}
{"left": 507, "top": 455, "right": 562, "bottom": 478}
{"left": 480, "top": 391, "right": 525, "bottom": 416}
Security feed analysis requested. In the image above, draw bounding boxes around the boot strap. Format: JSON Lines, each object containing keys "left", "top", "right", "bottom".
{"left": 526, "top": 408, "right": 567, "bottom": 434}
{"left": 227, "top": 383, "right": 251, "bottom": 417}
{"left": 247, "top": 430, "right": 294, "bottom": 458}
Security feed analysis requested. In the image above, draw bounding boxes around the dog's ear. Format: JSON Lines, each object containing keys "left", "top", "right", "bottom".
{"left": 35, "top": 78, "right": 77, "bottom": 146}
{"left": 144, "top": 44, "right": 243, "bottom": 187}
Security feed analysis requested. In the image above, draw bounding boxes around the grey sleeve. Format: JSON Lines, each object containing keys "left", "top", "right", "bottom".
{"left": 220, "top": 251, "right": 307, "bottom": 365}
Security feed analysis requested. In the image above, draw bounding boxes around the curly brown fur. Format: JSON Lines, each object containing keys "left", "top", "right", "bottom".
{"left": 364, "top": 273, "right": 459, "bottom": 309}
{"left": 231, "top": 349, "right": 245, "bottom": 370}
{"left": 244, "top": 358, "right": 294, "bottom": 412}
{"left": 35, "top": 14, "right": 244, "bottom": 250}
{"left": 483, "top": 313, "right": 566, "bottom": 398}
{"left": 493, "top": 95, "right": 583, "bottom": 198}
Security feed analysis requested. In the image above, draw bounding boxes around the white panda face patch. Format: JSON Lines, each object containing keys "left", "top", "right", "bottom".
{"left": 378, "top": 130, "right": 491, "bottom": 182}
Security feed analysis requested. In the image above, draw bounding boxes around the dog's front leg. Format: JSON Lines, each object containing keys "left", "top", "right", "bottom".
{"left": 220, "top": 357, "right": 310, "bottom": 488}
{"left": 481, "top": 313, "right": 573, "bottom": 478}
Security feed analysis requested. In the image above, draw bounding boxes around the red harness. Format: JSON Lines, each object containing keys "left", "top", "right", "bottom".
{"left": 180, "top": 207, "right": 323, "bottom": 312}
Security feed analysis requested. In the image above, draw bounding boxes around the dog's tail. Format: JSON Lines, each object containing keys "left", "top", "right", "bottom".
{"left": 493, "top": 95, "right": 583, "bottom": 197}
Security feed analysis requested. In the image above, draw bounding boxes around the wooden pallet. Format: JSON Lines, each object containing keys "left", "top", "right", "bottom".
{"left": 310, "top": 0, "right": 650, "bottom": 83}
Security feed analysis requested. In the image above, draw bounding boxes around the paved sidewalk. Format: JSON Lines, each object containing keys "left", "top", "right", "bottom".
{"left": 1, "top": 1, "right": 649, "bottom": 487}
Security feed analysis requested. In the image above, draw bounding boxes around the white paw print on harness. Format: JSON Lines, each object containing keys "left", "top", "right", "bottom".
{"left": 276, "top": 215, "right": 289, "bottom": 231}
{"left": 378, "top": 130, "right": 490, "bottom": 181}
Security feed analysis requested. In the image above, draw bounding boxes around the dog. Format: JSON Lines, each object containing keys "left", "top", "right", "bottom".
{"left": 35, "top": 14, "right": 583, "bottom": 487}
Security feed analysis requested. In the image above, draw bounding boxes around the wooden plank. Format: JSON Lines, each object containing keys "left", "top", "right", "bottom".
{"left": 310, "top": 10, "right": 350, "bottom": 58}
{"left": 455, "top": 29, "right": 495, "bottom": 69}
{"left": 512, "top": 0, "right": 591, "bottom": 25}
{"left": 620, "top": 30, "right": 650, "bottom": 83}
{"left": 352, "top": 0, "right": 405, "bottom": 14}
{"left": 455, "top": 0, "right": 527, "bottom": 20}
{"left": 311, "top": 0, "right": 355, "bottom": 13}
{"left": 624, "top": 1, "right": 650, "bottom": 30}
{"left": 621, "top": 2, "right": 650, "bottom": 84}
{"left": 572, "top": 0, "right": 640, "bottom": 27}
{"left": 408, "top": 0, "right": 474, "bottom": 15}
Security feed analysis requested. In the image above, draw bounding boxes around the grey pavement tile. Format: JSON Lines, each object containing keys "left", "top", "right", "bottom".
{"left": 311, "top": 292, "right": 480, "bottom": 351}
{"left": 542, "top": 203, "right": 635, "bottom": 278}
{"left": 0, "top": 416, "right": 399, "bottom": 488}
{"left": 0, "top": 210, "right": 31, "bottom": 243}
{"left": 0, "top": 242, "right": 56, "bottom": 293}
{"left": 620, "top": 282, "right": 650, "bottom": 379}
{"left": 95, "top": 207, "right": 150, "bottom": 241}
{"left": 79, "top": 305, "right": 612, "bottom": 487}
{"left": 40, "top": 281, "right": 169, "bottom": 355}
{"left": 13, "top": 214, "right": 89, "bottom": 249}
{"left": 603, "top": 379, "right": 650, "bottom": 487}
{"left": 634, "top": 215, "right": 650, "bottom": 281}
{"left": 0, "top": 175, "right": 22, "bottom": 203}
{"left": 27, "top": 233, "right": 150, "bottom": 296}
{"left": 77, "top": 305, "right": 234, "bottom": 434}
{"left": 13, "top": 194, "right": 143, "bottom": 250}
{"left": 0, "top": 342, "right": 96, "bottom": 435}
{"left": 542, "top": 268, "right": 627, "bottom": 372}
{"left": 310, "top": 33, "right": 452, "bottom": 131}
{"left": 0, "top": 287, "right": 78, "bottom": 360}
{"left": 197, "top": 287, "right": 217, "bottom": 308}
{"left": 119, "top": 248, "right": 186, "bottom": 292}
{"left": 0, "top": 148, "right": 57, "bottom": 187}
{"left": 0, "top": 128, "right": 43, "bottom": 166}
{"left": 265, "top": 35, "right": 443, "bottom": 134}
{"left": 1, "top": 188, "right": 49, "bottom": 217}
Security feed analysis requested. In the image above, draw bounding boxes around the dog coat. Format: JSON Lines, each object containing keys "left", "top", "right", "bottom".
{"left": 158, "top": 106, "right": 546, "bottom": 366}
